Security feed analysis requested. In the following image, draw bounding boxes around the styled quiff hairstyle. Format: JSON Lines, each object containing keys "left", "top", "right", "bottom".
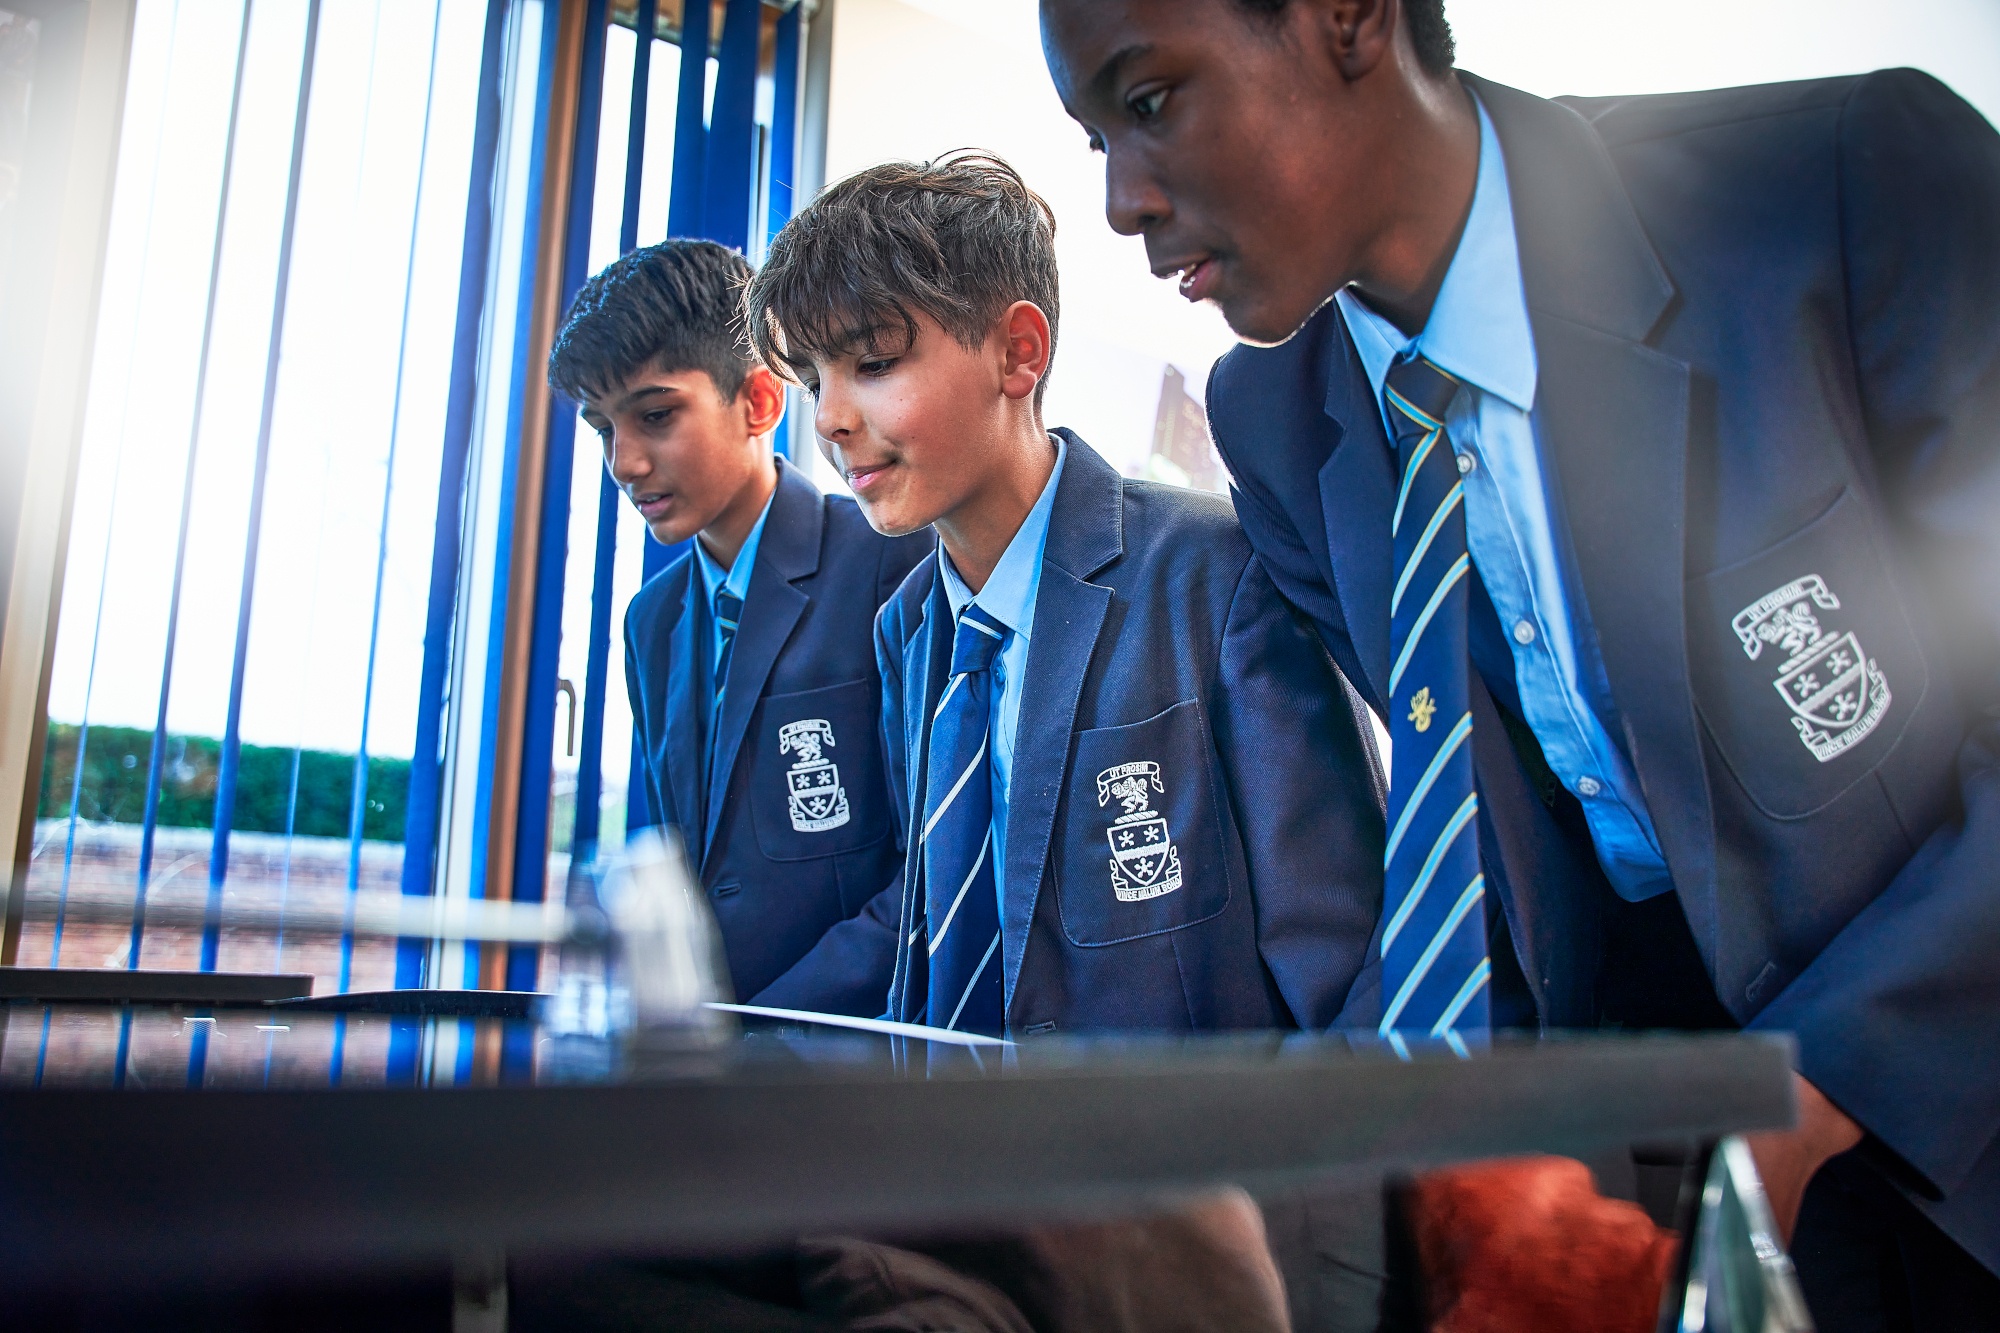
{"left": 744, "top": 150, "right": 1060, "bottom": 401}
{"left": 548, "top": 238, "right": 755, "bottom": 404}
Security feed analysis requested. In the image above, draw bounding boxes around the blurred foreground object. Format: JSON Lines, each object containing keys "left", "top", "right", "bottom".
{"left": 1408, "top": 1139, "right": 1814, "bottom": 1333}
{"left": 546, "top": 827, "right": 736, "bottom": 1055}
{"left": 1676, "top": 1138, "right": 1814, "bottom": 1333}
{"left": 1409, "top": 1155, "right": 1675, "bottom": 1333}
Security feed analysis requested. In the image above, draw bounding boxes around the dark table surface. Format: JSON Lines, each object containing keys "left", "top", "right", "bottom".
{"left": 0, "top": 1002, "right": 1794, "bottom": 1287}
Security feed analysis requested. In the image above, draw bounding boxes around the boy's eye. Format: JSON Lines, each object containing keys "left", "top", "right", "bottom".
{"left": 1084, "top": 129, "right": 1106, "bottom": 154}
{"left": 858, "top": 357, "right": 898, "bottom": 377}
{"left": 644, "top": 408, "right": 673, "bottom": 425}
{"left": 1127, "top": 86, "right": 1168, "bottom": 122}
{"left": 801, "top": 379, "right": 821, "bottom": 398}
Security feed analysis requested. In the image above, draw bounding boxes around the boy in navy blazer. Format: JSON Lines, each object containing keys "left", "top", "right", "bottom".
{"left": 1044, "top": 0, "right": 2000, "bottom": 1323}
{"left": 745, "top": 155, "right": 1382, "bottom": 1038}
{"left": 551, "top": 240, "right": 929, "bottom": 1016}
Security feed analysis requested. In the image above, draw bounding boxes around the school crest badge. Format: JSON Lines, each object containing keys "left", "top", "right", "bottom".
{"left": 1097, "top": 761, "right": 1182, "bottom": 902}
{"left": 779, "top": 718, "right": 850, "bottom": 832}
{"left": 1731, "top": 574, "right": 1891, "bottom": 763}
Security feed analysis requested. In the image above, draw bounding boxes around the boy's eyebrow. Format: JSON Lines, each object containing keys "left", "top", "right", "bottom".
{"left": 611, "top": 382, "right": 685, "bottom": 411}
{"left": 1086, "top": 42, "right": 1154, "bottom": 101}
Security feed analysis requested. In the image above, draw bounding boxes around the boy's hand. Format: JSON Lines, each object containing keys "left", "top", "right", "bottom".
{"left": 1745, "top": 1074, "right": 1863, "bottom": 1242}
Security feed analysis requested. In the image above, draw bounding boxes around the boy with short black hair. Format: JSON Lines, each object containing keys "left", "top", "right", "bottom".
{"left": 745, "top": 155, "right": 1383, "bottom": 1037}
{"left": 551, "top": 238, "right": 929, "bottom": 1015}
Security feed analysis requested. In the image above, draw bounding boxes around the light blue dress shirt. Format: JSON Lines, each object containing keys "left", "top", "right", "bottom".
{"left": 938, "top": 435, "right": 1068, "bottom": 920}
{"left": 695, "top": 473, "right": 776, "bottom": 725}
{"left": 1334, "top": 95, "right": 1672, "bottom": 903}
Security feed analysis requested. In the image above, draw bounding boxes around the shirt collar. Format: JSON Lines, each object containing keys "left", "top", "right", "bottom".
{"left": 1334, "top": 91, "right": 1537, "bottom": 413}
{"left": 939, "top": 434, "right": 1067, "bottom": 642}
{"left": 695, "top": 467, "right": 778, "bottom": 604}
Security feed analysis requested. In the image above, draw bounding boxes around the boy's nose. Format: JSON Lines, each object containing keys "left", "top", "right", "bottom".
{"left": 605, "top": 429, "right": 649, "bottom": 486}
{"left": 813, "top": 383, "right": 859, "bottom": 442}
{"left": 1105, "top": 151, "right": 1170, "bottom": 239}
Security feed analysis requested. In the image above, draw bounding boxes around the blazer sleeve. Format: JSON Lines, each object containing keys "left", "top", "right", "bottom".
{"left": 1749, "top": 68, "right": 2000, "bottom": 1196}
{"left": 745, "top": 601, "right": 910, "bottom": 1018}
{"left": 622, "top": 610, "right": 666, "bottom": 832}
{"left": 1210, "top": 553, "right": 1385, "bottom": 1029}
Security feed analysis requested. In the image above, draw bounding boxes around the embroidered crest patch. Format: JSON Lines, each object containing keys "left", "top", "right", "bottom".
{"left": 779, "top": 718, "right": 850, "bottom": 832}
{"left": 1096, "top": 761, "right": 1183, "bottom": 902}
{"left": 1731, "top": 574, "right": 1891, "bottom": 764}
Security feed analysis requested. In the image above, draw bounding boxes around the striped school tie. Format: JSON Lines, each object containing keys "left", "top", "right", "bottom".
{"left": 1379, "top": 354, "right": 1491, "bottom": 1041}
{"left": 920, "top": 603, "right": 1007, "bottom": 1034}
{"left": 712, "top": 588, "right": 744, "bottom": 712}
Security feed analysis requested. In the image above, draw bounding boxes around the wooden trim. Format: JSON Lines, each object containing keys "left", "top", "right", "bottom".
{"left": 480, "top": 0, "right": 589, "bottom": 989}
{"left": 0, "top": 0, "right": 139, "bottom": 965}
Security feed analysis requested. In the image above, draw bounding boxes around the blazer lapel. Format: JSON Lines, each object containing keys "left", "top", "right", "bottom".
{"left": 1001, "top": 433, "right": 1121, "bottom": 1011}
{"left": 701, "top": 459, "right": 818, "bottom": 868}
{"left": 1317, "top": 342, "right": 1398, "bottom": 709}
{"left": 660, "top": 567, "right": 707, "bottom": 849}
{"left": 1468, "top": 73, "right": 1721, "bottom": 945}
{"left": 889, "top": 570, "right": 953, "bottom": 1025}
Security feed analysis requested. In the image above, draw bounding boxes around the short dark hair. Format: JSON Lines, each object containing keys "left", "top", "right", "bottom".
{"left": 744, "top": 150, "right": 1060, "bottom": 400}
{"left": 548, "top": 238, "right": 755, "bottom": 405}
{"left": 1234, "top": 0, "right": 1455, "bottom": 77}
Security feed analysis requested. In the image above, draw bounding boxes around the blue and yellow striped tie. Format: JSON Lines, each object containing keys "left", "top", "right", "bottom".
{"left": 1379, "top": 354, "right": 1490, "bottom": 1041}
{"left": 920, "top": 603, "right": 1007, "bottom": 1034}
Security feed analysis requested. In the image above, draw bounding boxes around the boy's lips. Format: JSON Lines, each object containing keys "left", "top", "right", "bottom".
{"left": 1155, "top": 253, "right": 1220, "bottom": 303}
{"left": 633, "top": 491, "right": 674, "bottom": 520}
{"left": 845, "top": 461, "right": 893, "bottom": 492}
{"left": 1176, "top": 257, "right": 1219, "bottom": 303}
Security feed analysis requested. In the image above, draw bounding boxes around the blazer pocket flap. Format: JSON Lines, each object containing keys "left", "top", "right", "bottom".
{"left": 1687, "top": 489, "right": 1927, "bottom": 820}
{"left": 1053, "top": 699, "right": 1233, "bottom": 946}
{"left": 750, "top": 680, "right": 892, "bottom": 861}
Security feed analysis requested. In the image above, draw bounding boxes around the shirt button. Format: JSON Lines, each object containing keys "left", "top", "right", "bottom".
{"left": 1512, "top": 619, "right": 1536, "bottom": 646}
{"left": 1456, "top": 452, "right": 1475, "bottom": 475}
{"left": 1576, "top": 776, "right": 1602, "bottom": 798}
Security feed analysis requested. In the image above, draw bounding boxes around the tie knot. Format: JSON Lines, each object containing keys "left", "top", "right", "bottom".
{"left": 714, "top": 589, "right": 743, "bottom": 631}
{"left": 951, "top": 604, "right": 1007, "bottom": 676}
{"left": 1384, "top": 354, "right": 1459, "bottom": 449}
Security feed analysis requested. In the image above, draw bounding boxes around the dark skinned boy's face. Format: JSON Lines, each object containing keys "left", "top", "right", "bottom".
{"left": 580, "top": 362, "right": 775, "bottom": 546}
{"left": 1041, "top": 0, "right": 1375, "bottom": 345}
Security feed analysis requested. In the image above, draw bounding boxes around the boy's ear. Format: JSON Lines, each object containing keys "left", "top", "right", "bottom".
{"left": 998, "top": 301, "right": 1053, "bottom": 403}
{"left": 739, "top": 364, "right": 787, "bottom": 437}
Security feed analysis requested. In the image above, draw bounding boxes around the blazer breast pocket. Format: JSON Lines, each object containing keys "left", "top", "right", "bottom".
{"left": 1053, "top": 699, "right": 1234, "bottom": 946}
{"left": 749, "top": 679, "right": 892, "bottom": 862}
{"left": 1686, "top": 488, "right": 1928, "bottom": 820}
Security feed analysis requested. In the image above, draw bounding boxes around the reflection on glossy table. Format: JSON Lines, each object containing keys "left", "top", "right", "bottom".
{"left": 0, "top": 1002, "right": 1794, "bottom": 1290}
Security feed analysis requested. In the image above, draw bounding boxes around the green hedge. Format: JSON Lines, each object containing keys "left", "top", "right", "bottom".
{"left": 38, "top": 724, "right": 409, "bottom": 842}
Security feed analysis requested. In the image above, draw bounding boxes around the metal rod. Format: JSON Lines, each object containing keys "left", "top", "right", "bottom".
{"left": 766, "top": 0, "right": 800, "bottom": 251}
{"left": 201, "top": 0, "right": 323, "bottom": 973}
{"left": 393, "top": 0, "right": 513, "bottom": 991}
{"left": 700, "top": 0, "right": 759, "bottom": 251}
{"left": 570, "top": 0, "right": 658, "bottom": 867}
{"left": 125, "top": 0, "right": 253, "bottom": 972}
{"left": 503, "top": 0, "right": 611, "bottom": 998}
{"left": 339, "top": 0, "right": 447, "bottom": 996}
{"left": 664, "top": 0, "right": 709, "bottom": 236}
{"left": 620, "top": 0, "right": 656, "bottom": 252}
{"left": 480, "top": 0, "right": 593, "bottom": 988}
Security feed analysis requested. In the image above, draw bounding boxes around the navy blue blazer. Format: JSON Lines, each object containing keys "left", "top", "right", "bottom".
{"left": 876, "top": 432, "right": 1384, "bottom": 1035}
{"left": 1207, "top": 71, "right": 2000, "bottom": 1265}
{"left": 624, "top": 457, "right": 931, "bottom": 1014}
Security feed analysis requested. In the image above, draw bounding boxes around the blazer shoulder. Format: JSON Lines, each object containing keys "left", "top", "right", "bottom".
{"left": 1116, "top": 479, "right": 1252, "bottom": 573}
{"left": 1558, "top": 70, "right": 1917, "bottom": 148}
{"left": 877, "top": 549, "right": 939, "bottom": 649}
{"left": 624, "top": 547, "right": 694, "bottom": 637}
{"left": 1207, "top": 299, "right": 1351, "bottom": 482}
